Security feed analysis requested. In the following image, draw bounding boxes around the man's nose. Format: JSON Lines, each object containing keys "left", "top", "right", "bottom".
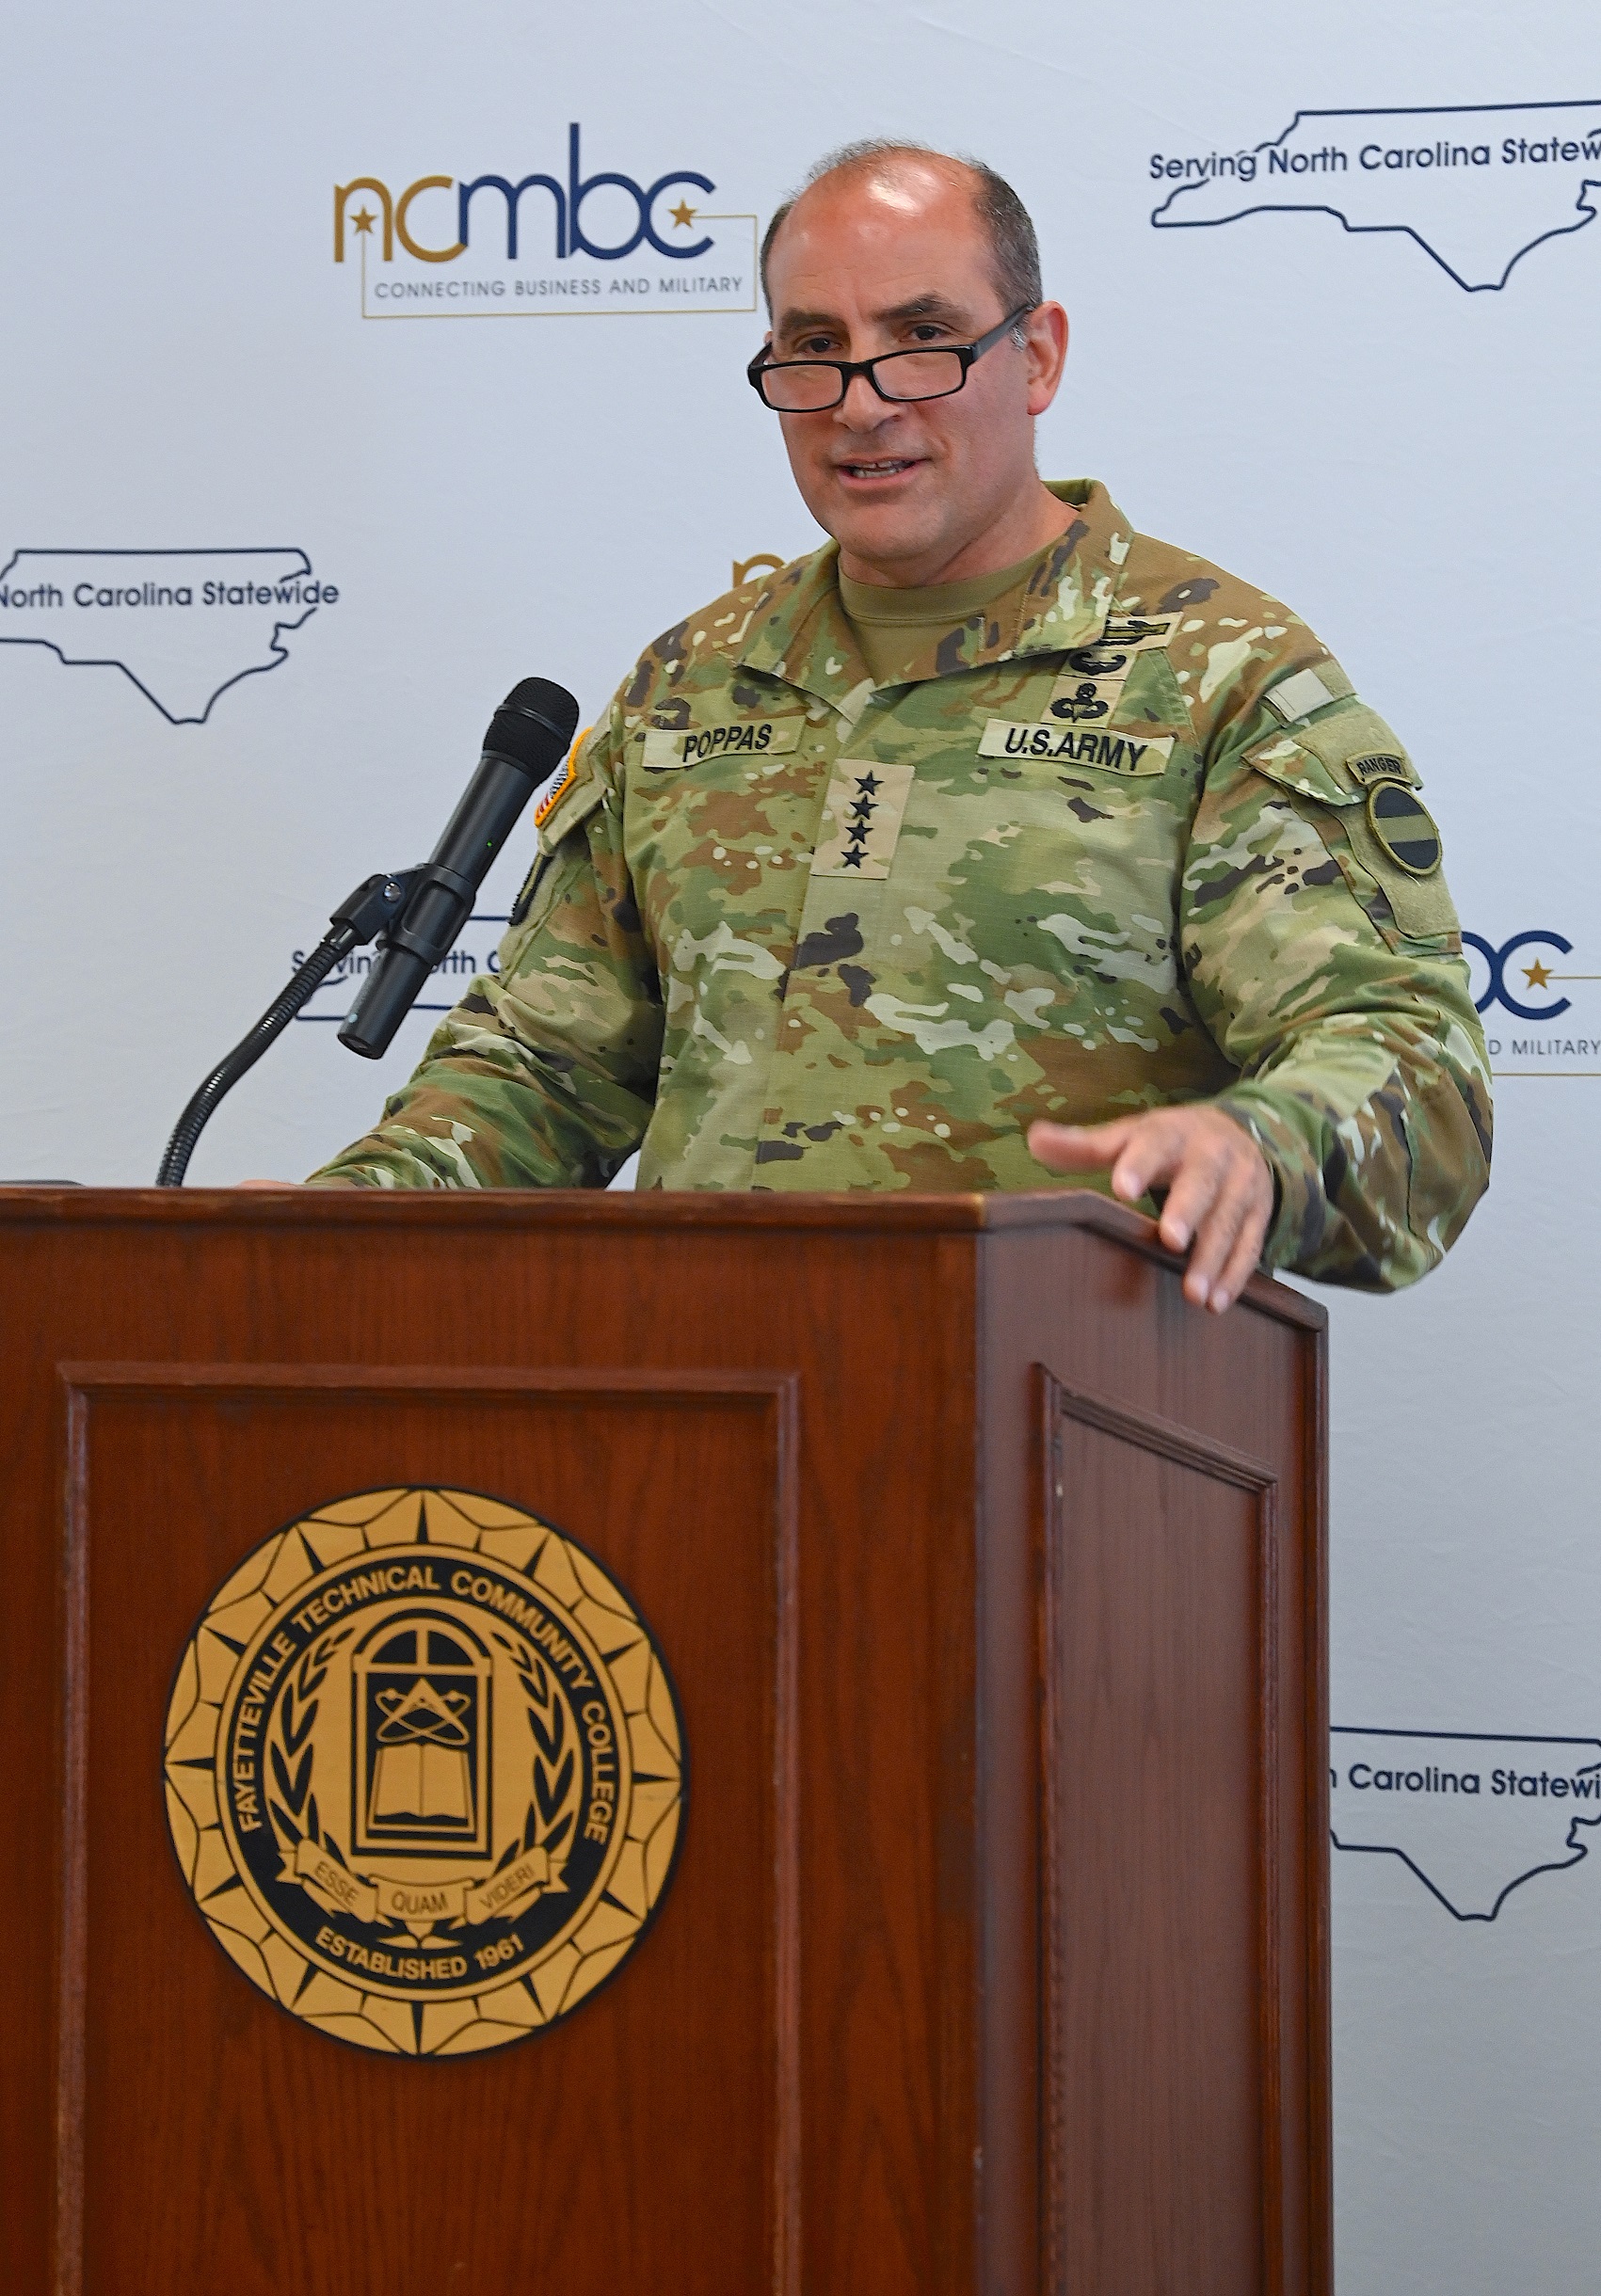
{"left": 833, "top": 371, "right": 894, "bottom": 428}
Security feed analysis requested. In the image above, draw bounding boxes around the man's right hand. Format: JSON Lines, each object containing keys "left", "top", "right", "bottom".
{"left": 1027, "top": 1106, "right": 1274, "bottom": 1314}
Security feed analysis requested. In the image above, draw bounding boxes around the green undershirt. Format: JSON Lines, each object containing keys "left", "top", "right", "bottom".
{"left": 838, "top": 542, "right": 1050, "bottom": 687}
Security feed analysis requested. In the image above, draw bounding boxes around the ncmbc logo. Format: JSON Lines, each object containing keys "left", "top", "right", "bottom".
{"left": 335, "top": 124, "right": 757, "bottom": 320}
{"left": 1465, "top": 927, "right": 1601, "bottom": 1076}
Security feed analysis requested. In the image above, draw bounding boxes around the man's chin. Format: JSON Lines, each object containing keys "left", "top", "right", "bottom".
{"left": 825, "top": 498, "right": 944, "bottom": 579}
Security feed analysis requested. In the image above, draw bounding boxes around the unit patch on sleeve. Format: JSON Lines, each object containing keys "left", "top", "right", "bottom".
{"left": 1366, "top": 780, "right": 1443, "bottom": 877}
{"left": 810, "top": 759, "right": 917, "bottom": 877}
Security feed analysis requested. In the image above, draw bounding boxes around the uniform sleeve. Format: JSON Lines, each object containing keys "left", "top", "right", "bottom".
{"left": 305, "top": 706, "right": 663, "bottom": 1189}
{"left": 1181, "top": 682, "right": 1493, "bottom": 1290}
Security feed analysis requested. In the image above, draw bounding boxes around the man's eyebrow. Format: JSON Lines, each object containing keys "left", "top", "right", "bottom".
{"left": 774, "top": 307, "right": 844, "bottom": 341}
{"left": 774, "top": 293, "right": 977, "bottom": 344}
{"left": 873, "top": 294, "right": 973, "bottom": 327}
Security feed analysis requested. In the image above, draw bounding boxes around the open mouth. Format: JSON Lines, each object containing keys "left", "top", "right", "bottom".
{"left": 836, "top": 456, "right": 921, "bottom": 482}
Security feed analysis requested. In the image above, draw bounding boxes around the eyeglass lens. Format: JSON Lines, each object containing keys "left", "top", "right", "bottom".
{"left": 761, "top": 347, "right": 967, "bottom": 411}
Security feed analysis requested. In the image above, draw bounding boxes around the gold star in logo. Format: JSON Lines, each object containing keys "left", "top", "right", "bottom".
{"left": 352, "top": 206, "right": 376, "bottom": 235}
{"left": 1524, "top": 958, "right": 1553, "bottom": 988}
{"left": 669, "top": 199, "right": 697, "bottom": 230}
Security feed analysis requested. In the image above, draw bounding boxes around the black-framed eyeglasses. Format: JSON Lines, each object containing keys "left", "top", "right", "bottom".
{"left": 746, "top": 305, "right": 1036, "bottom": 413}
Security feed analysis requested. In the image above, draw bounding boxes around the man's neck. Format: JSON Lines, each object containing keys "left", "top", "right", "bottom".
{"left": 837, "top": 478, "right": 1072, "bottom": 590}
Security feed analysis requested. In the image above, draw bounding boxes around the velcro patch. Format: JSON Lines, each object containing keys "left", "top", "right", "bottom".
{"left": 1262, "top": 661, "right": 1354, "bottom": 725}
{"left": 810, "top": 759, "right": 916, "bottom": 878}
{"left": 979, "top": 720, "right": 1174, "bottom": 775}
{"left": 643, "top": 718, "right": 803, "bottom": 770}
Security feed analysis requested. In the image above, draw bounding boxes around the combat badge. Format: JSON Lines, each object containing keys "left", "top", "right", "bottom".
{"left": 164, "top": 1486, "right": 684, "bottom": 2057}
{"left": 1365, "top": 781, "right": 1443, "bottom": 877}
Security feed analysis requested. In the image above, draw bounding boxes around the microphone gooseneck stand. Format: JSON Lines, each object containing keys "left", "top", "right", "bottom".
{"left": 153, "top": 675, "right": 582, "bottom": 1188}
{"left": 153, "top": 870, "right": 415, "bottom": 1188}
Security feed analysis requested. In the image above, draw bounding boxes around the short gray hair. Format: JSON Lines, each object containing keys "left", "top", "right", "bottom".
{"left": 760, "top": 139, "right": 1043, "bottom": 320}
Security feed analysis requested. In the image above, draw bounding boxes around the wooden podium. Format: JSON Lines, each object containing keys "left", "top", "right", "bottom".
{"left": 1, "top": 1188, "right": 1329, "bottom": 2296}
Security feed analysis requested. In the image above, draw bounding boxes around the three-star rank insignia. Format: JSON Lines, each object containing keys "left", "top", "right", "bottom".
{"left": 164, "top": 1487, "right": 684, "bottom": 2057}
{"left": 1365, "top": 780, "right": 1443, "bottom": 877}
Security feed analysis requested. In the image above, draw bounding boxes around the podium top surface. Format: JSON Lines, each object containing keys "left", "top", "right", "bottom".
{"left": 0, "top": 1184, "right": 1322, "bottom": 1327}
{"left": 3, "top": 1181, "right": 1206, "bottom": 1239}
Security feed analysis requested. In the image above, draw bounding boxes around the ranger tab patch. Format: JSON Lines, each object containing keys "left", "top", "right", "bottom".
{"left": 643, "top": 719, "right": 803, "bottom": 770}
{"left": 1347, "top": 749, "right": 1415, "bottom": 786}
{"left": 979, "top": 720, "right": 1174, "bottom": 775}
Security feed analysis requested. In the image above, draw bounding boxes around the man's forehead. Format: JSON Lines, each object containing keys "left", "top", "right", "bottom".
{"left": 773, "top": 287, "right": 980, "bottom": 339}
{"left": 772, "top": 167, "right": 986, "bottom": 272}
{"left": 771, "top": 199, "right": 993, "bottom": 327}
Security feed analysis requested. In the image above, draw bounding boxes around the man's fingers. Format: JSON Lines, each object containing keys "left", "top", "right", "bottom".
{"left": 1183, "top": 1161, "right": 1273, "bottom": 1310}
{"left": 1106, "top": 1112, "right": 1201, "bottom": 1205}
{"left": 1133, "top": 1126, "right": 1231, "bottom": 1248}
{"left": 1179, "top": 1171, "right": 1253, "bottom": 1303}
{"left": 1029, "top": 1109, "right": 1273, "bottom": 1312}
{"left": 1208, "top": 1195, "right": 1273, "bottom": 1314}
{"left": 1027, "top": 1117, "right": 1142, "bottom": 1174}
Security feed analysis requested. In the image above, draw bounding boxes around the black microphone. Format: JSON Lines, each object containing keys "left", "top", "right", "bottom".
{"left": 339, "top": 677, "right": 581, "bottom": 1060}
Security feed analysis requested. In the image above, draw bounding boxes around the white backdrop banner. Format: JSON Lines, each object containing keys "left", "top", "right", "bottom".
{"left": 4, "top": 4, "right": 1598, "bottom": 2284}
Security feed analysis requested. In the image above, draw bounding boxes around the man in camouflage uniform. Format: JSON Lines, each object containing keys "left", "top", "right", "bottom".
{"left": 307, "top": 142, "right": 1491, "bottom": 1314}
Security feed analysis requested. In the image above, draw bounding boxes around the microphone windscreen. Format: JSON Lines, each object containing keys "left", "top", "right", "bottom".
{"left": 484, "top": 678, "right": 582, "bottom": 772}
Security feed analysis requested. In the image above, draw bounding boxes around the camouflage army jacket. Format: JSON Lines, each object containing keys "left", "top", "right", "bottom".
{"left": 310, "top": 480, "right": 1492, "bottom": 1289}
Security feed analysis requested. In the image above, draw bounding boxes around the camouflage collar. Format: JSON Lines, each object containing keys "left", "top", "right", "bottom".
{"left": 737, "top": 479, "right": 1133, "bottom": 714}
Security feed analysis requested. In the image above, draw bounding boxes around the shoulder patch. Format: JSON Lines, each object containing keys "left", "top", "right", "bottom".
{"left": 534, "top": 726, "right": 606, "bottom": 851}
{"left": 1366, "top": 781, "right": 1442, "bottom": 877}
{"left": 533, "top": 724, "right": 589, "bottom": 829}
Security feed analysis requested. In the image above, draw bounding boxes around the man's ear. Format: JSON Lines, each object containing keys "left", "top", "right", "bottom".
{"left": 1025, "top": 302, "right": 1069, "bottom": 417}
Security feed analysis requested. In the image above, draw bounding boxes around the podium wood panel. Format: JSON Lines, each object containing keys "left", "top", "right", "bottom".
{"left": 59, "top": 1367, "right": 796, "bottom": 2296}
{"left": 0, "top": 1188, "right": 1328, "bottom": 2296}
{"left": 1044, "top": 1387, "right": 1285, "bottom": 2291}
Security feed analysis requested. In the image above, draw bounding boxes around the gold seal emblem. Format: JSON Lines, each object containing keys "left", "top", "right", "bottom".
{"left": 163, "top": 1486, "right": 684, "bottom": 2057}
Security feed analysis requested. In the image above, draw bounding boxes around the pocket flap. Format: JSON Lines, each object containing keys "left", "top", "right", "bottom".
{"left": 1245, "top": 701, "right": 1418, "bottom": 807}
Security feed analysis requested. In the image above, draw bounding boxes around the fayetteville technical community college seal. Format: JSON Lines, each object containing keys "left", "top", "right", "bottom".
{"left": 163, "top": 1486, "right": 684, "bottom": 2057}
